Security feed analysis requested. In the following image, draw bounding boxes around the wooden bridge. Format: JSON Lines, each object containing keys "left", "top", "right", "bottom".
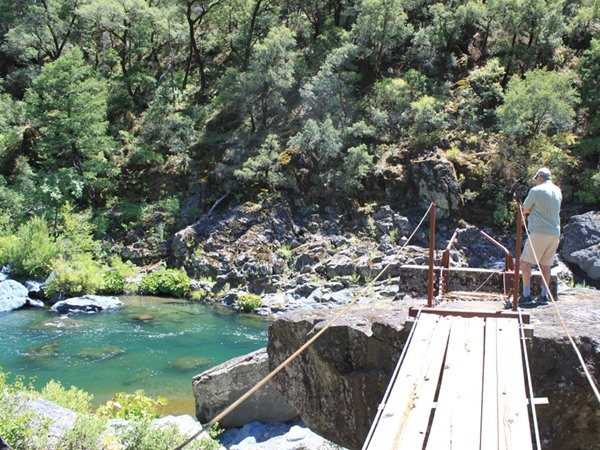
{"left": 362, "top": 307, "right": 541, "bottom": 450}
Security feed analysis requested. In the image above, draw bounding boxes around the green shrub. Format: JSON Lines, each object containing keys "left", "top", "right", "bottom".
{"left": 237, "top": 293, "right": 262, "bottom": 312}
{"left": 138, "top": 268, "right": 191, "bottom": 297}
{"left": 100, "top": 270, "right": 126, "bottom": 294}
{"left": 3, "top": 216, "right": 59, "bottom": 278}
{"left": 0, "top": 369, "right": 49, "bottom": 450}
{"left": 45, "top": 254, "right": 105, "bottom": 297}
{"left": 40, "top": 379, "right": 93, "bottom": 414}
{"left": 97, "top": 390, "right": 166, "bottom": 420}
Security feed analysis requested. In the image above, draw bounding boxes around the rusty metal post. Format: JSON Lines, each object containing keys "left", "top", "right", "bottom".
{"left": 427, "top": 204, "right": 436, "bottom": 307}
{"left": 480, "top": 230, "right": 515, "bottom": 296}
{"left": 513, "top": 203, "right": 522, "bottom": 311}
{"left": 439, "top": 229, "right": 459, "bottom": 301}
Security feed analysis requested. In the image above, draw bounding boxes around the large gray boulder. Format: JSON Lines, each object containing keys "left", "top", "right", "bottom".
{"left": 192, "top": 348, "right": 298, "bottom": 428}
{"left": 0, "top": 280, "right": 29, "bottom": 312}
{"left": 410, "top": 154, "right": 463, "bottom": 218}
{"left": 560, "top": 211, "right": 600, "bottom": 280}
{"left": 267, "top": 302, "right": 409, "bottom": 450}
{"left": 50, "top": 295, "right": 123, "bottom": 314}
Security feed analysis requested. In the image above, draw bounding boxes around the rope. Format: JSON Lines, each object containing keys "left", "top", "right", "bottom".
{"left": 173, "top": 203, "right": 436, "bottom": 449}
{"left": 518, "top": 206, "right": 600, "bottom": 404}
{"left": 518, "top": 307, "right": 542, "bottom": 449}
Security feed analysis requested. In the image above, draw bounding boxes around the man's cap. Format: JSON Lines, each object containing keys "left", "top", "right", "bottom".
{"left": 533, "top": 167, "right": 552, "bottom": 180}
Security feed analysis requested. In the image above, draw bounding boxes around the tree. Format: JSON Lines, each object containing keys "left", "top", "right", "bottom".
{"left": 578, "top": 37, "right": 600, "bottom": 130}
{"left": 301, "top": 41, "right": 360, "bottom": 123}
{"left": 242, "top": 25, "right": 298, "bottom": 130}
{"left": 351, "top": 0, "right": 412, "bottom": 74}
{"left": 3, "top": 0, "right": 88, "bottom": 63}
{"left": 288, "top": 116, "right": 342, "bottom": 190}
{"left": 234, "top": 134, "right": 288, "bottom": 191}
{"left": 78, "top": 0, "right": 171, "bottom": 109}
{"left": 25, "top": 47, "right": 117, "bottom": 211}
{"left": 497, "top": 68, "right": 579, "bottom": 141}
{"left": 178, "top": 0, "right": 227, "bottom": 93}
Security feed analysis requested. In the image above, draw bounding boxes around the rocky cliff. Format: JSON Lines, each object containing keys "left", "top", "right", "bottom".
{"left": 266, "top": 289, "right": 600, "bottom": 450}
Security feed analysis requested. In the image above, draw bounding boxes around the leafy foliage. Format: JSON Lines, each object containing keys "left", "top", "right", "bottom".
{"left": 97, "top": 390, "right": 166, "bottom": 420}
{"left": 237, "top": 292, "right": 262, "bottom": 312}
{"left": 1, "top": 216, "right": 59, "bottom": 279}
{"left": 138, "top": 268, "right": 191, "bottom": 298}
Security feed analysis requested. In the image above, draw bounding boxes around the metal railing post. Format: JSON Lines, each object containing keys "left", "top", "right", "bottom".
{"left": 427, "top": 204, "right": 436, "bottom": 307}
{"left": 513, "top": 202, "right": 522, "bottom": 311}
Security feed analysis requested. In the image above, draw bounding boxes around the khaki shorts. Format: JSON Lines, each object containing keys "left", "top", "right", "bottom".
{"left": 522, "top": 233, "right": 559, "bottom": 266}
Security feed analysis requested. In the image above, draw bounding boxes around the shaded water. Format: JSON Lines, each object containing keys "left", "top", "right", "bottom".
{"left": 0, "top": 296, "right": 270, "bottom": 415}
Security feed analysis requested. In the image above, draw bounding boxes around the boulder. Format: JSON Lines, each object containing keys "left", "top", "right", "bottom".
{"left": 560, "top": 211, "right": 600, "bottom": 280}
{"left": 267, "top": 302, "right": 409, "bottom": 450}
{"left": 0, "top": 280, "right": 29, "bottom": 312}
{"left": 410, "top": 154, "right": 463, "bottom": 218}
{"left": 24, "top": 397, "right": 77, "bottom": 444}
{"left": 192, "top": 348, "right": 298, "bottom": 428}
{"left": 50, "top": 295, "right": 123, "bottom": 314}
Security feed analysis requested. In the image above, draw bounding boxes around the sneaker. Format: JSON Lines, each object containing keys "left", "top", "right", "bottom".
{"left": 518, "top": 295, "right": 532, "bottom": 304}
{"left": 519, "top": 300, "right": 538, "bottom": 309}
{"left": 535, "top": 296, "right": 549, "bottom": 306}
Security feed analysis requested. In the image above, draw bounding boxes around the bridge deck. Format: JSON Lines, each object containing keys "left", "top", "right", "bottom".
{"left": 363, "top": 313, "right": 533, "bottom": 450}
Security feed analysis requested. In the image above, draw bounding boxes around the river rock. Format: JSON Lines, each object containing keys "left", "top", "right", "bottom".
{"left": 410, "top": 154, "right": 463, "bottom": 218}
{"left": 0, "top": 279, "right": 29, "bottom": 312}
{"left": 51, "top": 295, "right": 123, "bottom": 314}
{"left": 560, "top": 211, "right": 600, "bottom": 280}
{"left": 192, "top": 348, "right": 299, "bottom": 428}
{"left": 24, "top": 397, "right": 77, "bottom": 445}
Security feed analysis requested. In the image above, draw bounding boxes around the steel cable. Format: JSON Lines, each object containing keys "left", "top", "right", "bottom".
{"left": 173, "top": 203, "right": 436, "bottom": 449}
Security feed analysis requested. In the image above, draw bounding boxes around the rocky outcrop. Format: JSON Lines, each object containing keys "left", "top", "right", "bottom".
{"left": 50, "top": 295, "right": 123, "bottom": 314}
{"left": 0, "top": 279, "right": 29, "bottom": 312}
{"left": 192, "top": 348, "right": 298, "bottom": 427}
{"left": 560, "top": 211, "right": 600, "bottom": 280}
{"left": 410, "top": 154, "right": 463, "bottom": 218}
{"left": 266, "top": 290, "right": 599, "bottom": 450}
{"left": 267, "top": 302, "right": 411, "bottom": 450}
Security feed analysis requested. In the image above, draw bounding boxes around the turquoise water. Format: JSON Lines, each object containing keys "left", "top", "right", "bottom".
{"left": 0, "top": 296, "right": 270, "bottom": 415}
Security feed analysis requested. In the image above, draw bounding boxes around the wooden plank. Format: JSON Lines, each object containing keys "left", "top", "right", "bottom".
{"left": 364, "top": 314, "right": 451, "bottom": 450}
{"left": 408, "top": 307, "right": 530, "bottom": 325}
{"left": 425, "top": 316, "right": 485, "bottom": 450}
{"left": 481, "top": 317, "right": 500, "bottom": 449}
{"left": 495, "top": 318, "right": 533, "bottom": 450}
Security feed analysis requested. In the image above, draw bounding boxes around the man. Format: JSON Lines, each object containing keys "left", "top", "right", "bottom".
{"left": 519, "top": 167, "right": 562, "bottom": 307}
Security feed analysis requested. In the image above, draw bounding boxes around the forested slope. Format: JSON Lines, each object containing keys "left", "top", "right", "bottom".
{"left": 0, "top": 0, "right": 598, "bottom": 252}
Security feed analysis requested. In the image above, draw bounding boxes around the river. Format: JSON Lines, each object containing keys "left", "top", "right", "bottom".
{"left": 0, "top": 296, "right": 270, "bottom": 415}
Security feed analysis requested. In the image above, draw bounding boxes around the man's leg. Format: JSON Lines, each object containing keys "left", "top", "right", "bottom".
{"left": 521, "top": 260, "right": 532, "bottom": 299}
{"left": 540, "top": 264, "right": 551, "bottom": 298}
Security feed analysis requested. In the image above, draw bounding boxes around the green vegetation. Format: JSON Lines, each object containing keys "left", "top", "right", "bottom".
{"left": 237, "top": 293, "right": 262, "bottom": 312}
{"left": 0, "top": 0, "right": 597, "bottom": 297}
{"left": 0, "top": 368, "right": 220, "bottom": 450}
{"left": 138, "top": 268, "right": 191, "bottom": 297}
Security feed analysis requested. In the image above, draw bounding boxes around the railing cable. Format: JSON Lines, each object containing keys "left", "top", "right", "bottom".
{"left": 173, "top": 203, "right": 435, "bottom": 449}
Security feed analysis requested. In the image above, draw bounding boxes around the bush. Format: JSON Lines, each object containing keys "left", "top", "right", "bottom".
{"left": 2, "top": 217, "right": 59, "bottom": 279}
{"left": 237, "top": 293, "right": 262, "bottom": 312}
{"left": 100, "top": 271, "right": 126, "bottom": 294}
{"left": 97, "top": 390, "right": 166, "bottom": 420}
{"left": 40, "top": 379, "right": 93, "bottom": 414}
{"left": 45, "top": 254, "right": 105, "bottom": 297}
{"left": 138, "top": 268, "right": 190, "bottom": 297}
{"left": 0, "top": 369, "right": 49, "bottom": 450}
